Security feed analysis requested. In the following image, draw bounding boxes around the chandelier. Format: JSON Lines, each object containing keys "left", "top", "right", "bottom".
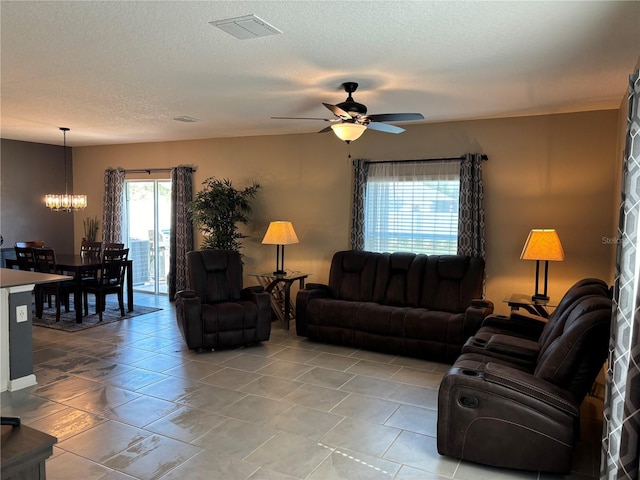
{"left": 45, "top": 127, "right": 87, "bottom": 212}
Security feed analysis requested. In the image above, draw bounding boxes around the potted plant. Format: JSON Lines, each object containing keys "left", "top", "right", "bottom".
{"left": 83, "top": 216, "right": 100, "bottom": 242}
{"left": 188, "top": 177, "right": 260, "bottom": 251}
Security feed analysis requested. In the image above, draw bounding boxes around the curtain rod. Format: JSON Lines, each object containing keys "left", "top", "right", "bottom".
{"left": 124, "top": 167, "right": 195, "bottom": 174}
{"left": 364, "top": 154, "right": 488, "bottom": 165}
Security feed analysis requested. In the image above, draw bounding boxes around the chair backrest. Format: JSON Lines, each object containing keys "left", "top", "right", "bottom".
{"left": 537, "top": 278, "right": 610, "bottom": 350}
{"left": 31, "top": 247, "right": 58, "bottom": 274}
{"left": 15, "top": 241, "right": 45, "bottom": 248}
{"left": 104, "top": 242, "right": 125, "bottom": 251}
{"left": 534, "top": 292, "right": 612, "bottom": 402}
{"left": 81, "top": 240, "right": 103, "bottom": 259}
{"left": 186, "top": 250, "right": 243, "bottom": 304}
{"left": 328, "top": 250, "right": 381, "bottom": 302}
{"left": 418, "top": 255, "right": 485, "bottom": 313}
{"left": 14, "top": 246, "right": 35, "bottom": 270}
{"left": 100, "top": 248, "right": 129, "bottom": 286}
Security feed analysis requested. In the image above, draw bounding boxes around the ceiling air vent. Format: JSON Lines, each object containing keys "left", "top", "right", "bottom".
{"left": 209, "top": 14, "right": 282, "bottom": 40}
{"left": 173, "top": 116, "right": 199, "bottom": 123}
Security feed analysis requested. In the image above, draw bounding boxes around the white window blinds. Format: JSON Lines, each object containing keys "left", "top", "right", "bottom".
{"left": 364, "top": 160, "right": 460, "bottom": 254}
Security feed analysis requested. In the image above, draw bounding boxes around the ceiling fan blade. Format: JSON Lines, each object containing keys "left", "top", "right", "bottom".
{"left": 318, "top": 126, "right": 333, "bottom": 133}
{"left": 323, "top": 103, "right": 353, "bottom": 120}
{"left": 366, "top": 122, "right": 405, "bottom": 134}
{"left": 366, "top": 113, "right": 424, "bottom": 122}
{"left": 271, "top": 116, "right": 334, "bottom": 121}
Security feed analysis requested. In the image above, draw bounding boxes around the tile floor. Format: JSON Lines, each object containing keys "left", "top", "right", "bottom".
{"left": 1, "top": 293, "right": 604, "bottom": 480}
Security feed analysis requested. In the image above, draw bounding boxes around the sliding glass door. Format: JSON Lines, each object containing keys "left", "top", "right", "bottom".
{"left": 125, "top": 180, "right": 172, "bottom": 294}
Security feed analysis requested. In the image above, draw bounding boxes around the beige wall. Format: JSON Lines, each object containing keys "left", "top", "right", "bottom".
{"left": 73, "top": 109, "right": 619, "bottom": 314}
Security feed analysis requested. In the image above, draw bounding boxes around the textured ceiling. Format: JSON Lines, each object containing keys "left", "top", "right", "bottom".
{"left": 1, "top": 1, "right": 639, "bottom": 147}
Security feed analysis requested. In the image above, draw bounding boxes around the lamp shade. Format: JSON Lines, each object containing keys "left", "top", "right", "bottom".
{"left": 262, "top": 221, "right": 299, "bottom": 245}
{"left": 331, "top": 123, "right": 366, "bottom": 142}
{"left": 520, "top": 229, "right": 565, "bottom": 261}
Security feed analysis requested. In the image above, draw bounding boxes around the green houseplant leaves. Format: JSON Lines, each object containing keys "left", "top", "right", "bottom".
{"left": 83, "top": 216, "right": 100, "bottom": 242}
{"left": 188, "top": 177, "right": 260, "bottom": 251}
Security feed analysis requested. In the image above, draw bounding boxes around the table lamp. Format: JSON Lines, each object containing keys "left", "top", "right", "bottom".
{"left": 520, "top": 229, "right": 565, "bottom": 301}
{"left": 262, "top": 221, "right": 299, "bottom": 275}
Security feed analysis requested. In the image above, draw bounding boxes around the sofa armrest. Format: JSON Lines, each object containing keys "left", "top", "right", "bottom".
{"left": 485, "top": 334, "right": 540, "bottom": 362}
{"left": 304, "top": 283, "right": 331, "bottom": 293}
{"left": 481, "top": 311, "right": 546, "bottom": 340}
{"left": 441, "top": 360, "right": 579, "bottom": 417}
{"left": 471, "top": 299, "right": 494, "bottom": 309}
{"left": 240, "top": 287, "right": 271, "bottom": 339}
{"left": 463, "top": 298, "right": 494, "bottom": 338}
{"left": 295, "top": 283, "right": 331, "bottom": 336}
{"left": 175, "top": 290, "right": 204, "bottom": 350}
{"left": 482, "top": 362, "right": 578, "bottom": 415}
{"left": 241, "top": 285, "right": 265, "bottom": 298}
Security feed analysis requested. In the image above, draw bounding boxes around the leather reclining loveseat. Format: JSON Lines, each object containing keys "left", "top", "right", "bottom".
{"left": 437, "top": 278, "right": 612, "bottom": 473}
{"left": 295, "top": 250, "right": 493, "bottom": 363}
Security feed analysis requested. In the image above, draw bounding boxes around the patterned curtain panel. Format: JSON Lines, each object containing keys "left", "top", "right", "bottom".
{"left": 457, "top": 153, "right": 486, "bottom": 259}
{"left": 168, "top": 166, "right": 194, "bottom": 300}
{"left": 102, "top": 168, "right": 125, "bottom": 243}
{"left": 350, "top": 158, "right": 369, "bottom": 250}
{"left": 601, "top": 70, "right": 640, "bottom": 480}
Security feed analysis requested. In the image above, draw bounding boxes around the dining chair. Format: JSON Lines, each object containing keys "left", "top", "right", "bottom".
{"left": 31, "top": 247, "right": 73, "bottom": 322}
{"left": 80, "top": 240, "right": 102, "bottom": 258}
{"left": 103, "top": 242, "right": 125, "bottom": 251}
{"left": 13, "top": 246, "right": 35, "bottom": 270}
{"left": 12, "top": 241, "right": 45, "bottom": 270}
{"left": 80, "top": 240, "right": 103, "bottom": 283}
{"left": 82, "top": 248, "right": 129, "bottom": 321}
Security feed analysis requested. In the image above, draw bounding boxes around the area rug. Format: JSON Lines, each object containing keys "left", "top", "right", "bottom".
{"left": 32, "top": 297, "right": 162, "bottom": 332}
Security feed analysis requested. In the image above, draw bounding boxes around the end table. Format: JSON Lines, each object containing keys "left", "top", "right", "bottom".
{"left": 251, "top": 272, "right": 310, "bottom": 329}
{"left": 503, "top": 293, "right": 557, "bottom": 318}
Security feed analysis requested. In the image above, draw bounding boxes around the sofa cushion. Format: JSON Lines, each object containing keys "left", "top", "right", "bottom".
{"left": 328, "top": 251, "right": 380, "bottom": 302}
{"left": 420, "top": 256, "right": 484, "bottom": 313}
{"left": 373, "top": 253, "right": 426, "bottom": 307}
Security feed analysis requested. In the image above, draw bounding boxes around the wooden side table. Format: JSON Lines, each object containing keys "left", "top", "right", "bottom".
{"left": 251, "top": 272, "right": 310, "bottom": 330}
{"left": 503, "top": 293, "right": 557, "bottom": 318}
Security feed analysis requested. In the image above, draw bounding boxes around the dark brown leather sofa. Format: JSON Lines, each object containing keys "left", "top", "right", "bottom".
{"left": 296, "top": 250, "right": 493, "bottom": 363}
{"left": 437, "top": 278, "right": 612, "bottom": 473}
{"left": 175, "top": 250, "right": 272, "bottom": 351}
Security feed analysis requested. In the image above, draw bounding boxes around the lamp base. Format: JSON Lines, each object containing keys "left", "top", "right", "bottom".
{"left": 531, "top": 293, "right": 550, "bottom": 302}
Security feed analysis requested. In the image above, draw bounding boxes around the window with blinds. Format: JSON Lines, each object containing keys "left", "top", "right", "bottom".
{"left": 363, "top": 160, "right": 460, "bottom": 254}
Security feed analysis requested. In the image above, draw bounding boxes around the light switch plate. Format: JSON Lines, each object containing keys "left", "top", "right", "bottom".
{"left": 16, "top": 305, "right": 28, "bottom": 323}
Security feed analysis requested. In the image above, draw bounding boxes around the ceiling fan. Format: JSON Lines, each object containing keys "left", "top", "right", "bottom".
{"left": 272, "top": 82, "right": 425, "bottom": 143}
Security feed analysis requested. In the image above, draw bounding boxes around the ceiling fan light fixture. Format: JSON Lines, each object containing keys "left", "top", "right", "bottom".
{"left": 331, "top": 123, "right": 366, "bottom": 143}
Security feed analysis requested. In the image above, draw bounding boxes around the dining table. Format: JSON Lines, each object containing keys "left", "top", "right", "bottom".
{"left": 5, "top": 254, "right": 133, "bottom": 324}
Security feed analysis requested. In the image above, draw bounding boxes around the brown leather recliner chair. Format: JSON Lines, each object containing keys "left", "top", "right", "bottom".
{"left": 175, "top": 250, "right": 271, "bottom": 351}
{"left": 436, "top": 284, "right": 612, "bottom": 473}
